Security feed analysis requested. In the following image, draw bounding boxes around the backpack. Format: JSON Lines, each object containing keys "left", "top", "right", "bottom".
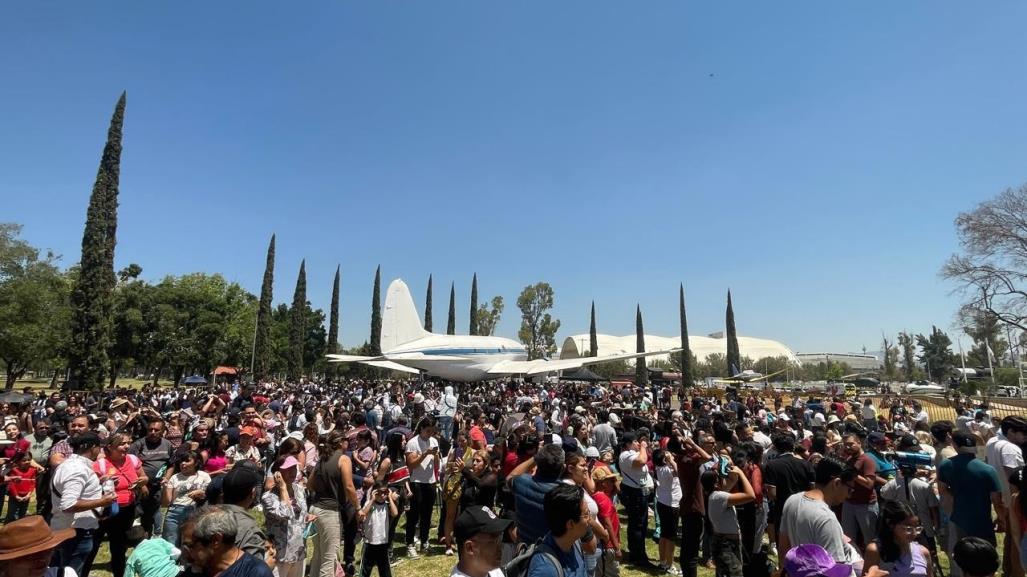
{"left": 504, "top": 540, "right": 564, "bottom": 577}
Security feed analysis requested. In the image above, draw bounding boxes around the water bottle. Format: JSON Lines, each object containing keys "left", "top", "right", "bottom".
{"left": 103, "top": 478, "right": 119, "bottom": 515}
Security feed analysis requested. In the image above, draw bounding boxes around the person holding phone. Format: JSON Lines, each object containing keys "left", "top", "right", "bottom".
{"left": 405, "top": 416, "right": 440, "bottom": 558}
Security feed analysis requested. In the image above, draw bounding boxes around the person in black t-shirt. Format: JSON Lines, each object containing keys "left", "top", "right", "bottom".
{"left": 762, "top": 433, "right": 815, "bottom": 555}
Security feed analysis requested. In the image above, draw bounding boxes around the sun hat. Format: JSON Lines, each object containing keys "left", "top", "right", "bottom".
{"left": 592, "top": 467, "right": 621, "bottom": 485}
{"left": 608, "top": 412, "right": 621, "bottom": 425}
{"left": 239, "top": 426, "right": 259, "bottom": 437}
{"left": 0, "top": 515, "right": 75, "bottom": 561}
{"left": 585, "top": 446, "right": 601, "bottom": 458}
{"left": 784, "top": 544, "right": 853, "bottom": 577}
{"left": 279, "top": 455, "right": 300, "bottom": 470}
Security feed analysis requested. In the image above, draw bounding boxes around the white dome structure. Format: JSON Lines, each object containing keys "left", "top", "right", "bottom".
{"left": 559, "top": 333, "right": 798, "bottom": 365}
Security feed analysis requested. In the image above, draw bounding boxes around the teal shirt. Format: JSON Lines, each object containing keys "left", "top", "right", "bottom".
{"left": 938, "top": 453, "right": 1001, "bottom": 540}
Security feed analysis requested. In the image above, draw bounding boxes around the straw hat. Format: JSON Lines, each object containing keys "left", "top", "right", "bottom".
{"left": 0, "top": 515, "right": 75, "bottom": 561}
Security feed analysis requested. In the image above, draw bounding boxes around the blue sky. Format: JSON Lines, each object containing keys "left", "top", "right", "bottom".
{"left": 4, "top": 2, "right": 1027, "bottom": 355}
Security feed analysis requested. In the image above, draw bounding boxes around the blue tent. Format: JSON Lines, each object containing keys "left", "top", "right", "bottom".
{"left": 182, "top": 375, "right": 207, "bottom": 385}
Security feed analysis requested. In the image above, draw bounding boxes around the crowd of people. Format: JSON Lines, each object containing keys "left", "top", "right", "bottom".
{"left": 0, "top": 378, "right": 1018, "bottom": 577}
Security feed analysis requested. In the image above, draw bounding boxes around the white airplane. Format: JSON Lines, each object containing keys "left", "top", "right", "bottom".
{"left": 904, "top": 382, "right": 947, "bottom": 395}
{"left": 327, "top": 279, "right": 680, "bottom": 382}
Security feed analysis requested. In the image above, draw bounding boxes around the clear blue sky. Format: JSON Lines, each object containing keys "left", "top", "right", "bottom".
{"left": 4, "top": 2, "right": 1027, "bottom": 355}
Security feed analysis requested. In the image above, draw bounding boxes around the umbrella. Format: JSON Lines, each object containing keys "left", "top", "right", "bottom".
{"left": 182, "top": 375, "right": 207, "bottom": 385}
{"left": 0, "top": 391, "right": 35, "bottom": 404}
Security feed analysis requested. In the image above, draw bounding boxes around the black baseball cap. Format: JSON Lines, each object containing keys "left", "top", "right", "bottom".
{"left": 454, "top": 505, "right": 512, "bottom": 544}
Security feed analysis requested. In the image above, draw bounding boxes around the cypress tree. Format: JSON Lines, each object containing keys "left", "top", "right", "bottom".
{"left": 589, "top": 301, "right": 598, "bottom": 357}
{"left": 68, "top": 92, "right": 126, "bottom": 390}
{"left": 253, "top": 234, "right": 275, "bottom": 381}
{"left": 370, "top": 265, "right": 382, "bottom": 355}
{"left": 424, "top": 274, "right": 433, "bottom": 332}
{"left": 469, "top": 273, "right": 479, "bottom": 336}
{"left": 679, "top": 284, "right": 694, "bottom": 387}
{"left": 726, "top": 290, "right": 741, "bottom": 376}
{"left": 447, "top": 282, "right": 456, "bottom": 335}
{"left": 635, "top": 305, "right": 649, "bottom": 386}
{"left": 288, "top": 260, "right": 306, "bottom": 381}
{"left": 328, "top": 264, "right": 340, "bottom": 356}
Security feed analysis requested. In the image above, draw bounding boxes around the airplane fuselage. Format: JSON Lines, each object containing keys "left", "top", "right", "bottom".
{"left": 385, "top": 334, "right": 529, "bottom": 381}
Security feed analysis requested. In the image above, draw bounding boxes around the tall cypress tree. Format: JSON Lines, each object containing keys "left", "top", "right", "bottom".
{"left": 288, "top": 260, "right": 306, "bottom": 381}
{"left": 679, "top": 284, "right": 694, "bottom": 387}
{"left": 469, "top": 273, "right": 479, "bottom": 336}
{"left": 589, "top": 301, "right": 598, "bottom": 357}
{"left": 68, "top": 92, "right": 126, "bottom": 390}
{"left": 424, "top": 274, "right": 434, "bottom": 332}
{"left": 370, "top": 265, "right": 382, "bottom": 355}
{"left": 635, "top": 305, "right": 649, "bottom": 386}
{"left": 328, "top": 265, "right": 341, "bottom": 357}
{"left": 447, "top": 282, "right": 456, "bottom": 335}
{"left": 726, "top": 290, "right": 741, "bottom": 376}
{"left": 253, "top": 234, "right": 275, "bottom": 381}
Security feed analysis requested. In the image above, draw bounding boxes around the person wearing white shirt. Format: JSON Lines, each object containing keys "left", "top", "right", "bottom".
{"left": 50, "top": 432, "right": 116, "bottom": 576}
{"left": 404, "top": 417, "right": 440, "bottom": 557}
{"left": 618, "top": 432, "right": 654, "bottom": 567}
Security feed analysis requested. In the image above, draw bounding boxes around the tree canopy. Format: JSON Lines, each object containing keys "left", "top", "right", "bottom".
{"left": 517, "top": 282, "right": 560, "bottom": 360}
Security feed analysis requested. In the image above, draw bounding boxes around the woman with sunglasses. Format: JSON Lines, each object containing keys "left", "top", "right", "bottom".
{"left": 862, "top": 500, "right": 932, "bottom": 577}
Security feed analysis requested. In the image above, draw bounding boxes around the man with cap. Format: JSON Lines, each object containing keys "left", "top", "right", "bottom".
{"left": 0, "top": 515, "right": 75, "bottom": 577}
{"left": 881, "top": 435, "right": 941, "bottom": 558}
{"left": 50, "top": 431, "right": 117, "bottom": 574}
{"left": 220, "top": 460, "right": 268, "bottom": 559}
{"left": 939, "top": 432, "right": 1004, "bottom": 550}
{"left": 451, "top": 505, "right": 512, "bottom": 577}
{"left": 865, "top": 431, "right": 898, "bottom": 484}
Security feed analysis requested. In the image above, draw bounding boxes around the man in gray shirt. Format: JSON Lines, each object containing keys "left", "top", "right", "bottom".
{"left": 590, "top": 411, "right": 617, "bottom": 454}
{"left": 779, "top": 456, "right": 857, "bottom": 566}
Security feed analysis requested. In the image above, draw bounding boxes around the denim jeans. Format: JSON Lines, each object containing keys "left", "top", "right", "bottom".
{"left": 619, "top": 484, "right": 651, "bottom": 565}
{"left": 4, "top": 495, "right": 29, "bottom": 522}
{"left": 54, "top": 528, "right": 96, "bottom": 576}
{"left": 162, "top": 504, "right": 195, "bottom": 548}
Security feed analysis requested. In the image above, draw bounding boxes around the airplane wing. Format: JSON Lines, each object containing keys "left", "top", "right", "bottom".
{"left": 326, "top": 354, "right": 386, "bottom": 362}
{"left": 363, "top": 360, "right": 421, "bottom": 374}
{"left": 486, "top": 348, "right": 681, "bottom": 376}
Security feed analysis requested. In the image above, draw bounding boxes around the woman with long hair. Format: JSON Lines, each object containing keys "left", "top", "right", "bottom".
{"left": 459, "top": 449, "right": 499, "bottom": 511}
{"left": 441, "top": 429, "right": 471, "bottom": 555}
{"left": 404, "top": 416, "right": 440, "bottom": 558}
{"left": 82, "top": 433, "right": 148, "bottom": 577}
{"left": 202, "top": 431, "right": 230, "bottom": 476}
{"left": 304, "top": 421, "right": 321, "bottom": 476}
{"left": 562, "top": 450, "right": 605, "bottom": 574}
{"left": 308, "top": 430, "right": 360, "bottom": 577}
{"left": 863, "top": 500, "right": 933, "bottom": 577}
{"left": 374, "top": 430, "right": 411, "bottom": 549}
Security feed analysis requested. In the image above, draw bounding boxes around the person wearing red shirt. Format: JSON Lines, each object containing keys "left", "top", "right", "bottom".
{"left": 592, "top": 467, "right": 622, "bottom": 577}
{"left": 469, "top": 410, "right": 488, "bottom": 450}
{"left": 4, "top": 451, "right": 36, "bottom": 522}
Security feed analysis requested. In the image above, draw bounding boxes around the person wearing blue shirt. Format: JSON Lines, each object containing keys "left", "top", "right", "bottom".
{"left": 509, "top": 444, "right": 565, "bottom": 545}
{"left": 527, "top": 483, "right": 590, "bottom": 577}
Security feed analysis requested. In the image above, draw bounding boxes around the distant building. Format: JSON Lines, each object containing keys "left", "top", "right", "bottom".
{"left": 560, "top": 333, "right": 799, "bottom": 365}
{"left": 795, "top": 352, "right": 881, "bottom": 371}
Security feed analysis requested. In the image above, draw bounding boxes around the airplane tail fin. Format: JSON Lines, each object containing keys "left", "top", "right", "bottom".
{"left": 381, "top": 279, "right": 430, "bottom": 352}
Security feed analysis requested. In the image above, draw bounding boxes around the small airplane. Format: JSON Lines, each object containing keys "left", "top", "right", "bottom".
{"left": 904, "top": 381, "right": 946, "bottom": 395}
{"left": 327, "top": 279, "right": 680, "bottom": 382}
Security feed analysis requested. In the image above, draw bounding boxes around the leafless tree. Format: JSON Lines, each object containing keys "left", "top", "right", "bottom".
{"left": 943, "top": 184, "right": 1027, "bottom": 332}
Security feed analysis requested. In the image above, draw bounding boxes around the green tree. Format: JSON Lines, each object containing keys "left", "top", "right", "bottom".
{"left": 254, "top": 234, "right": 275, "bottom": 381}
{"left": 917, "top": 326, "right": 956, "bottom": 382}
{"left": 898, "top": 332, "right": 917, "bottom": 380}
{"left": 0, "top": 230, "right": 70, "bottom": 389}
{"left": 751, "top": 356, "right": 792, "bottom": 381}
{"left": 882, "top": 335, "right": 897, "bottom": 379}
{"left": 590, "top": 359, "right": 630, "bottom": 380}
{"left": 679, "top": 284, "right": 694, "bottom": 387}
{"left": 68, "top": 93, "right": 126, "bottom": 390}
{"left": 589, "top": 301, "right": 598, "bottom": 357}
{"left": 475, "top": 296, "right": 504, "bottom": 336}
{"left": 424, "top": 274, "right": 433, "bottom": 332}
{"left": 962, "top": 310, "right": 1008, "bottom": 368}
{"left": 288, "top": 260, "right": 306, "bottom": 380}
{"left": 447, "top": 282, "right": 456, "bottom": 335}
{"left": 370, "top": 266, "right": 382, "bottom": 354}
{"left": 725, "top": 290, "right": 740, "bottom": 376}
{"left": 469, "top": 273, "right": 478, "bottom": 336}
{"left": 516, "top": 282, "right": 561, "bottom": 360}
{"left": 635, "top": 305, "right": 648, "bottom": 386}
{"left": 697, "top": 353, "right": 727, "bottom": 379}
{"left": 326, "top": 265, "right": 340, "bottom": 378}
{"left": 109, "top": 264, "right": 147, "bottom": 387}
